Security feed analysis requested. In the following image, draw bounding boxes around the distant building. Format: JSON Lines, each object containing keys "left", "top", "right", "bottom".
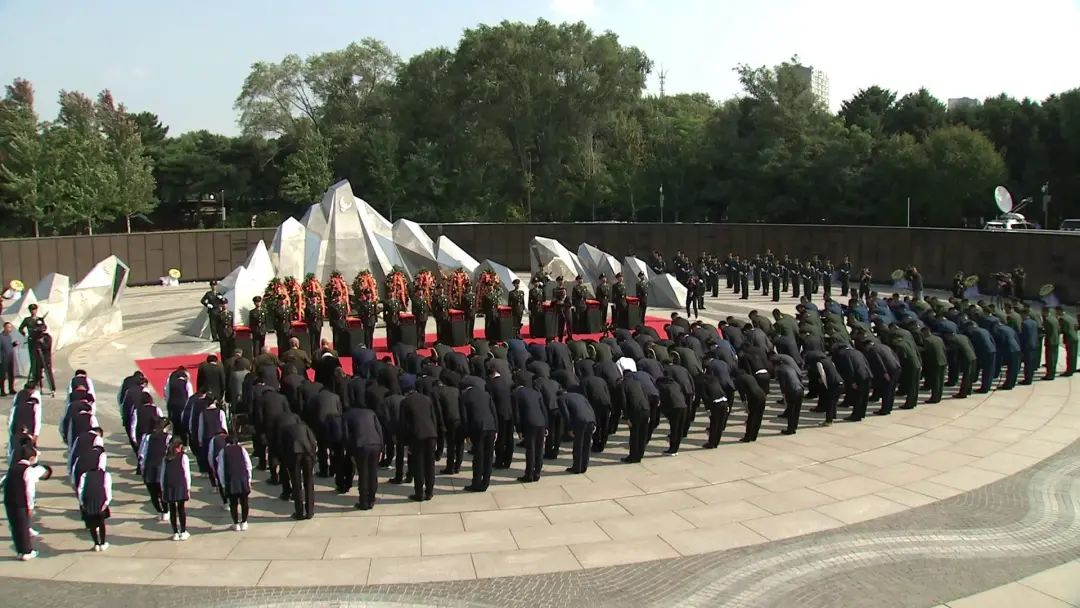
{"left": 948, "top": 97, "right": 980, "bottom": 111}
{"left": 793, "top": 65, "right": 830, "bottom": 107}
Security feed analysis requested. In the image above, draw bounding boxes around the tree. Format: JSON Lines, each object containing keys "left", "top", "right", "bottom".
{"left": 886, "top": 88, "right": 947, "bottom": 140}
{"left": 0, "top": 79, "right": 48, "bottom": 236}
{"left": 919, "top": 125, "right": 1007, "bottom": 226}
{"left": 280, "top": 130, "right": 331, "bottom": 205}
{"left": 42, "top": 91, "right": 116, "bottom": 234}
{"left": 98, "top": 92, "right": 158, "bottom": 232}
{"left": 839, "top": 85, "right": 897, "bottom": 135}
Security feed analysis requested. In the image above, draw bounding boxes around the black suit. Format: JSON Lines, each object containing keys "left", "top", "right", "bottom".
{"left": 559, "top": 392, "right": 596, "bottom": 473}
{"left": 487, "top": 375, "right": 514, "bottom": 468}
{"left": 461, "top": 385, "right": 498, "bottom": 491}
{"left": 196, "top": 362, "right": 227, "bottom": 400}
{"left": 512, "top": 386, "right": 548, "bottom": 481}
{"left": 620, "top": 377, "right": 651, "bottom": 462}
{"left": 343, "top": 408, "right": 383, "bottom": 509}
{"left": 433, "top": 384, "right": 463, "bottom": 473}
{"left": 400, "top": 391, "right": 441, "bottom": 499}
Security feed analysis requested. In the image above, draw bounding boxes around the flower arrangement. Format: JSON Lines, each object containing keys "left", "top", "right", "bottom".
{"left": 449, "top": 268, "right": 471, "bottom": 309}
{"left": 352, "top": 270, "right": 378, "bottom": 301}
{"left": 264, "top": 278, "right": 293, "bottom": 328}
{"left": 385, "top": 267, "right": 410, "bottom": 308}
{"left": 326, "top": 271, "right": 351, "bottom": 316}
{"left": 302, "top": 273, "right": 326, "bottom": 319}
{"left": 283, "top": 276, "right": 304, "bottom": 322}
{"left": 414, "top": 269, "right": 436, "bottom": 307}
{"left": 476, "top": 266, "right": 505, "bottom": 312}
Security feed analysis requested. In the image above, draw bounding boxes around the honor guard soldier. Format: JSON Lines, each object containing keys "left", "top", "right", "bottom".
{"left": 248, "top": 296, "right": 267, "bottom": 357}
{"left": 838, "top": 257, "right": 852, "bottom": 297}
{"left": 412, "top": 286, "right": 430, "bottom": 348}
{"left": 635, "top": 272, "right": 650, "bottom": 319}
{"left": 356, "top": 289, "right": 378, "bottom": 349}
{"left": 217, "top": 300, "right": 235, "bottom": 358}
{"left": 571, "top": 276, "right": 589, "bottom": 332}
{"left": 508, "top": 279, "right": 526, "bottom": 338}
{"left": 595, "top": 274, "right": 611, "bottom": 328}
{"left": 553, "top": 277, "right": 573, "bottom": 342}
{"left": 527, "top": 279, "right": 543, "bottom": 333}
{"left": 611, "top": 274, "right": 627, "bottom": 328}
{"left": 201, "top": 281, "right": 225, "bottom": 341}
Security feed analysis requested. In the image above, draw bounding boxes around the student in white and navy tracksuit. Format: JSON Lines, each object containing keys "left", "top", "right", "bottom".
{"left": 64, "top": 403, "right": 99, "bottom": 456}
{"left": 3, "top": 449, "right": 53, "bottom": 559}
{"left": 197, "top": 401, "right": 227, "bottom": 474}
{"left": 60, "top": 391, "right": 95, "bottom": 447}
{"left": 207, "top": 431, "right": 229, "bottom": 506}
{"left": 139, "top": 419, "right": 171, "bottom": 520}
{"left": 76, "top": 456, "right": 112, "bottom": 551}
{"left": 130, "top": 396, "right": 163, "bottom": 472}
{"left": 68, "top": 370, "right": 96, "bottom": 402}
{"left": 164, "top": 367, "right": 193, "bottom": 436}
{"left": 8, "top": 387, "right": 41, "bottom": 462}
{"left": 216, "top": 435, "right": 253, "bottom": 530}
{"left": 160, "top": 438, "right": 192, "bottom": 539}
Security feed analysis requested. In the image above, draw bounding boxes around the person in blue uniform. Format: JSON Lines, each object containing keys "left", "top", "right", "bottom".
{"left": 160, "top": 438, "right": 192, "bottom": 540}
{"left": 76, "top": 454, "right": 112, "bottom": 551}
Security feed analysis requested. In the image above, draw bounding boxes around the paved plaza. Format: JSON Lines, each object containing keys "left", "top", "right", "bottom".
{"left": 2, "top": 282, "right": 1079, "bottom": 607}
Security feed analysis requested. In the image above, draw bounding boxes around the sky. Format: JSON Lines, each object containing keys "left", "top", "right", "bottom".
{"left": 2, "top": 0, "right": 1079, "bottom": 135}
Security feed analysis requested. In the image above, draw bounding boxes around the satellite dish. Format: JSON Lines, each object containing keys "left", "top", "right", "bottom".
{"left": 994, "top": 186, "right": 1014, "bottom": 214}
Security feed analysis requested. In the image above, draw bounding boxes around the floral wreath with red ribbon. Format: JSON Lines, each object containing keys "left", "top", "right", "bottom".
{"left": 414, "top": 269, "right": 436, "bottom": 307}
{"left": 352, "top": 270, "right": 378, "bottom": 302}
{"left": 264, "top": 278, "right": 294, "bottom": 326}
{"left": 449, "top": 268, "right": 471, "bottom": 309}
{"left": 282, "top": 276, "right": 304, "bottom": 322}
{"left": 475, "top": 266, "right": 504, "bottom": 312}
{"left": 385, "top": 267, "right": 410, "bottom": 308}
{"left": 326, "top": 271, "right": 351, "bottom": 316}
{"left": 302, "top": 273, "right": 326, "bottom": 318}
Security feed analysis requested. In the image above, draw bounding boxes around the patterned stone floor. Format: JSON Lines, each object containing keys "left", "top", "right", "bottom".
{"left": 2, "top": 283, "right": 1078, "bottom": 606}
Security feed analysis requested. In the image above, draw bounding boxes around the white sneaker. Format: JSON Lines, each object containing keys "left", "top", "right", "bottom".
{"left": 178, "top": 531, "right": 190, "bottom": 541}
{"left": 240, "top": 522, "right": 248, "bottom": 531}
{"left": 171, "top": 533, "right": 181, "bottom": 541}
{"left": 28, "top": 528, "right": 39, "bottom": 537}
{"left": 98, "top": 542, "right": 109, "bottom": 552}
{"left": 230, "top": 523, "right": 240, "bottom": 532}
{"left": 18, "top": 550, "right": 38, "bottom": 561}
{"left": 158, "top": 513, "right": 168, "bottom": 522}
{"left": 222, "top": 504, "right": 229, "bottom": 511}
{"left": 92, "top": 544, "right": 101, "bottom": 552}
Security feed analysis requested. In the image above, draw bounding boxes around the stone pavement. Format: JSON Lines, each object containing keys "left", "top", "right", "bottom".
{"left": 1, "top": 282, "right": 1078, "bottom": 607}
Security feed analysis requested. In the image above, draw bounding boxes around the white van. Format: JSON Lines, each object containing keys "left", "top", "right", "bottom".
{"left": 984, "top": 213, "right": 1038, "bottom": 231}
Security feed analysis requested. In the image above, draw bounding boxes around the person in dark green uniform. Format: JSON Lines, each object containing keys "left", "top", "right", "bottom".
{"left": 572, "top": 276, "right": 589, "bottom": 333}
{"left": 248, "top": 296, "right": 267, "bottom": 357}
{"left": 595, "top": 274, "right": 611, "bottom": 328}
{"left": 356, "top": 289, "right": 378, "bottom": 349}
{"left": 528, "top": 279, "right": 543, "bottom": 335}
{"left": 1057, "top": 307, "right": 1078, "bottom": 376}
{"left": 508, "top": 279, "right": 525, "bottom": 338}
{"left": 1043, "top": 309, "right": 1060, "bottom": 380}
{"left": 771, "top": 264, "right": 781, "bottom": 303}
{"left": 889, "top": 333, "right": 922, "bottom": 409}
{"left": 943, "top": 332, "right": 976, "bottom": 398}
{"left": 920, "top": 327, "right": 946, "bottom": 404}
{"left": 462, "top": 289, "right": 477, "bottom": 339}
{"left": 411, "top": 285, "right": 430, "bottom": 348}
{"left": 635, "top": 272, "right": 649, "bottom": 320}
{"left": 383, "top": 295, "right": 402, "bottom": 346}
{"left": 611, "top": 274, "right": 627, "bottom": 328}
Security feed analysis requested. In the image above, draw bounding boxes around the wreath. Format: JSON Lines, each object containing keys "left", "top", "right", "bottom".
{"left": 264, "top": 278, "right": 293, "bottom": 328}
{"left": 449, "top": 268, "right": 471, "bottom": 309}
{"left": 414, "top": 269, "right": 436, "bottom": 307}
{"left": 385, "top": 267, "right": 410, "bottom": 308}
{"left": 302, "top": 273, "right": 326, "bottom": 319}
{"left": 352, "top": 270, "right": 378, "bottom": 302}
{"left": 282, "top": 276, "right": 304, "bottom": 322}
{"left": 476, "top": 267, "right": 505, "bottom": 313}
{"left": 326, "top": 271, "right": 351, "bottom": 316}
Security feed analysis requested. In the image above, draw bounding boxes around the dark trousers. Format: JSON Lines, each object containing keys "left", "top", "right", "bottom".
{"left": 1022, "top": 349, "right": 1039, "bottom": 383}
{"left": 332, "top": 444, "right": 351, "bottom": 491}
{"left": 353, "top": 445, "right": 380, "bottom": 508}
{"left": 705, "top": 400, "right": 731, "bottom": 446}
{"left": 495, "top": 418, "right": 514, "bottom": 468}
{"left": 317, "top": 440, "right": 330, "bottom": 476}
{"left": 743, "top": 398, "right": 765, "bottom": 441}
{"left": 1001, "top": 351, "right": 1020, "bottom": 389}
{"left": 598, "top": 302, "right": 608, "bottom": 328}
{"left": 570, "top": 422, "right": 594, "bottom": 472}
{"left": 876, "top": 375, "right": 899, "bottom": 413}
{"left": 977, "top": 354, "right": 994, "bottom": 391}
{"left": 665, "top": 408, "right": 685, "bottom": 452}
{"left": 363, "top": 323, "right": 376, "bottom": 350}
{"left": 645, "top": 402, "right": 661, "bottom": 445}
{"left": 411, "top": 438, "right": 436, "bottom": 498}
{"left": 902, "top": 366, "right": 921, "bottom": 408}
{"left": 84, "top": 514, "right": 107, "bottom": 545}
{"left": 291, "top": 453, "right": 316, "bottom": 517}
{"left": 228, "top": 494, "right": 250, "bottom": 524}
{"left": 441, "top": 423, "right": 464, "bottom": 473}
{"left": 168, "top": 501, "right": 187, "bottom": 534}
{"left": 627, "top": 414, "right": 649, "bottom": 461}
{"left": 956, "top": 360, "right": 975, "bottom": 397}
{"left": 145, "top": 482, "right": 167, "bottom": 514}
{"left": 307, "top": 325, "right": 322, "bottom": 355}
{"left": 5, "top": 503, "right": 32, "bottom": 554}
{"left": 523, "top": 428, "right": 544, "bottom": 480}
{"left": 682, "top": 394, "right": 697, "bottom": 437}
{"left": 470, "top": 431, "right": 495, "bottom": 490}
{"left": 685, "top": 295, "right": 698, "bottom": 319}
{"left": 783, "top": 391, "right": 803, "bottom": 432}
{"left": 544, "top": 410, "right": 563, "bottom": 459}
{"left": 0, "top": 357, "right": 15, "bottom": 394}
{"left": 415, "top": 315, "right": 428, "bottom": 348}
{"left": 926, "top": 365, "right": 945, "bottom": 402}
{"left": 252, "top": 334, "right": 265, "bottom": 357}
{"left": 818, "top": 386, "right": 841, "bottom": 423}
{"left": 29, "top": 346, "right": 55, "bottom": 392}
{"left": 592, "top": 404, "right": 611, "bottom": 451}
{"left": 1065, "top": 339, "right": 1077, "bottom": 374}
{"left": 847, "top": 381, "right": 870, "bottom": 420}
{"left": 755, "top": 373, "right": 770, "bottom": 396}
{"left": 1044, "top": 342, "right": 1059, "bottom": 379}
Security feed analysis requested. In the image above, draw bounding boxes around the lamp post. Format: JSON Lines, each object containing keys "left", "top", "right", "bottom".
{"left": 659, "top": 184, "right": 665, "bottom": 223}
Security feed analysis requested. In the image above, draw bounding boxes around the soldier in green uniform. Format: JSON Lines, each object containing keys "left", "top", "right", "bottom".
{"left": 353, "top": 289, "right": 376, "bottom": 349}
{"left": 527, "top": 279, "right": 543, "bottom": 335}
{"left": 302, "top": 288, "right": 323, "bottom": 356}
{"left": 1043, "top": 308, "right": 1060, "bottom": 380}
{"left": 412, "top": 285, "right": 430, "bottom": 348}
{"left": 553, "top": 277, "right": 572, "bottom": 342}
{"left": 1057, "top": 307, "right": 1078, "bottom": 376}
{"left": 571, "top": 276, "right": 589, "bottom": 333}
{"left": 943, "top": 332, "right": 976, "bottom": 398}
{"left": 462, "top": 288, "right": 477, "bottom": 339}
{"left": 218, "top": 299, "right": 236, "bottom": 358}
{"left": 889, "top": 332, "right": 922, "bottom": 409}
{"left": 595, "top": 274, "right": 611, "bottom": 328}
{"left": 1003, "top": 303, "right": 1022, "bottom": 334}
{"left": 635, "top": 272, "right": 650, "bottom": 320}
{"left": 382, "top": 294, "right": 402, "bottom": 346}
{"left": 248, "top": 296, "right": 267, "bottom": 357}
{"left": 508, "top": 279, "right": 525, "bottom": 338}
{"left": 611, "top": 273, "right": 627, "bottom": 328}
{"left": 920, "top": 327, "right": 947, "bottom": 403}
{"left": 770, "top": 263, "right": 781, "bottom": 303}
{"left": 772, "top": 309, "right": 799, "bottom": 339}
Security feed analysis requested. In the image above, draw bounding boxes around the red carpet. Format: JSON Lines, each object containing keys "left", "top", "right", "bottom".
{"left": 136, "top": 316, "right": 672, "bottom": 396}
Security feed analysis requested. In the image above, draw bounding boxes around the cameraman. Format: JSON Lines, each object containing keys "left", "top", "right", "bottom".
{"left": 18, "top": 304, "right": 55, "bottom": 396}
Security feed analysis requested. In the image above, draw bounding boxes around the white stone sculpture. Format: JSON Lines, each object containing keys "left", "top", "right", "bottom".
{"left": 621, "top": 255, "right": 686, "bottom": 309}
{"left": 578, "top": 243, "right": 621, "bottom": 284}
{"left": 435, "top": 235, "right": 480, "bottom": 275}
{"left": 393, "top": 219, "right": 438, "bottom": 278}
